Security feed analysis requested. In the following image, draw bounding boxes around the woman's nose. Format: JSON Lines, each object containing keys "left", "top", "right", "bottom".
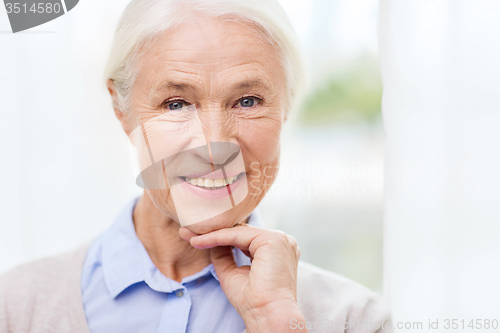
{"left": 208, "top": 142, "right": 240, "bottom": 167}
{"left": 195, "top": 108, "right": 240, "bottom": 165}
{"left": 187, "top": 142, "right": 240, "bottom": 175}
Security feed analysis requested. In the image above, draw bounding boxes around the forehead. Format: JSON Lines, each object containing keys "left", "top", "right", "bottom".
{"left": 134, "top": 15, "right": 285, "bottom": 91}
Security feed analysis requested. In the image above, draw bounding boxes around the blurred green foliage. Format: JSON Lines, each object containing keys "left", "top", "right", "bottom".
{"left": 298, "top": 56, "right": 382, "bottom": 125}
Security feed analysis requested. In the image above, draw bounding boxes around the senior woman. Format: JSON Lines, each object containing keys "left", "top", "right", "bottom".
{"left": 0, "top": 0, "right": 392, "bottom": 332}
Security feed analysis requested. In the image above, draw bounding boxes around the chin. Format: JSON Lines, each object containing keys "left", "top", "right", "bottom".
{"left": 183, "top": 205, "right": 250, "bottom": 235}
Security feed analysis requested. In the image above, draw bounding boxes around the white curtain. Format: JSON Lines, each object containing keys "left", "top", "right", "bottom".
{"left": 380, "top": 0, "right": 500, "bottom": 329}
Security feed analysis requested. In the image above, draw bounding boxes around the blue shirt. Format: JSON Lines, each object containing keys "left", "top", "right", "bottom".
{"left": 81, "top": 198, "right": 263, "bottom": 333}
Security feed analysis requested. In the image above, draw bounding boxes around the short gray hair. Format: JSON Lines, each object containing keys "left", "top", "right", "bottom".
{"left": 104, "top": 0, "right": 307, "bottom": 114}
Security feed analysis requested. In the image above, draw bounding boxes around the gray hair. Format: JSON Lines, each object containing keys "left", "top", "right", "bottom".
{"left": 104, "top": 0, "right": 307, "bottom": 115}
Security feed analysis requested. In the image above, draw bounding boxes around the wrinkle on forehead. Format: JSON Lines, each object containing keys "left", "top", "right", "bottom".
{"left": 131, "top": 14, "right": 286, "bottom": 104}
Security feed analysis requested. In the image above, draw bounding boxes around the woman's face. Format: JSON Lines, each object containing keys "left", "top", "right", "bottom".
{"left": 119, "top": 15, "right": 287, "bottom": 234}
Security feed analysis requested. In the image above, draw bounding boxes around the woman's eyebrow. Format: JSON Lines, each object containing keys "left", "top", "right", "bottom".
{"left": 153, "top": 81, "right": 196, "bottom": 95}
{"left": 232, "top": 79, "right": 270, "bottom": 91}
{"left": 152, "top": 79, "right": 271, "bottom": 97}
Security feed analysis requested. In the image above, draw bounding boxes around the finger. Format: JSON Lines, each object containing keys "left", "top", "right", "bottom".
{"left": 189, "top": 225, "right": 268, "bottom": 252}
{"left": 179, "top": 226, "right": 199, "bottom": 242}
{"left": 209, "top": 246, "right": 238, "bottom": 284}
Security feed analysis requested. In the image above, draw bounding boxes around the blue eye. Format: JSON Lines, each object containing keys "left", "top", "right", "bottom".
{"left": 240, "top": 98, "right": 255, "bottom": 107}
{"left": 235, "top": 97, "right": 260, "bottom": 108}
{"left": 168, "top": 101, "right": 185, "bottom": 110}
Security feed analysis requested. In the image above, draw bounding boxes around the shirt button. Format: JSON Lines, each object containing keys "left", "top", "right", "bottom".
{"left": 175, "top": 290, "right": 184, "bottom": 298}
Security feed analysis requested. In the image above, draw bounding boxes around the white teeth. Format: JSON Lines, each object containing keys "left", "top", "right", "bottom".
{"left": 204, "top": 178, "right": 214, "bottom": 188}
{"left": 183, "top": 174, "right": 242, "bottom": 189}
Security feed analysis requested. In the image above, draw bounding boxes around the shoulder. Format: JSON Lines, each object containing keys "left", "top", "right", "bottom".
{"left": 0, "top": 242, "right": 90, "bottom": 292}
{"left": 0, "top": 243, "right": 91, "bottom": 332}
{"left": 297, "top": 261, "right": 392, "bottom": 332}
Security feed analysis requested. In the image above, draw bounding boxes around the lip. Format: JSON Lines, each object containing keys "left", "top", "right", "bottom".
{"left": 180, "top": 172, "right": 246, "bottom": 199}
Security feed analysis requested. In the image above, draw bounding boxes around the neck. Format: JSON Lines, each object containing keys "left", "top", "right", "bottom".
{"left": 133, "top": 193, "right": 211, "bottom": 282}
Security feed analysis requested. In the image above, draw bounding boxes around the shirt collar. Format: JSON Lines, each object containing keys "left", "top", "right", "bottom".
{"left": 101, "top": 197, "right": 144, "bottom": 298}
{"left": 102, "top": 197, "right": 265, "bottom": 298}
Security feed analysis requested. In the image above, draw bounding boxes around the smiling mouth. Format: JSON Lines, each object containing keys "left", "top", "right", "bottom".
{"left": 179, "top": 172, "right": 245, "bottom": 190}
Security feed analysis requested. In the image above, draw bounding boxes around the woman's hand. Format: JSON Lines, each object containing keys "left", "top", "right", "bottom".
{"left": 179, "top": 225, "right": 308, "bottom": 333}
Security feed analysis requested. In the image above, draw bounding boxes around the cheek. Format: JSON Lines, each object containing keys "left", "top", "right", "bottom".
{"left": 238, "top": 117, "right": 282, "bottom": 187}
{"left": 239, "top": 117, "right": 282, "bottom": 161}
{"left": 130, "top": 108, "right": 207, "bottom": 169}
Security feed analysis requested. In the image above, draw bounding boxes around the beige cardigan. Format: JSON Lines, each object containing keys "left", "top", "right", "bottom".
{"left": 0, "top": 243, "right": 392, "bottom": 333}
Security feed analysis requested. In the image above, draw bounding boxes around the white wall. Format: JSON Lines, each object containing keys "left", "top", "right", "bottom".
{"left": 380, "top": 0, "right": 500, "bottom": 330}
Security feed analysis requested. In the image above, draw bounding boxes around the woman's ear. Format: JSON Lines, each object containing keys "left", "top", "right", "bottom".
{"left": 107, "top": 79, "right": 132, "bottom": 136}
